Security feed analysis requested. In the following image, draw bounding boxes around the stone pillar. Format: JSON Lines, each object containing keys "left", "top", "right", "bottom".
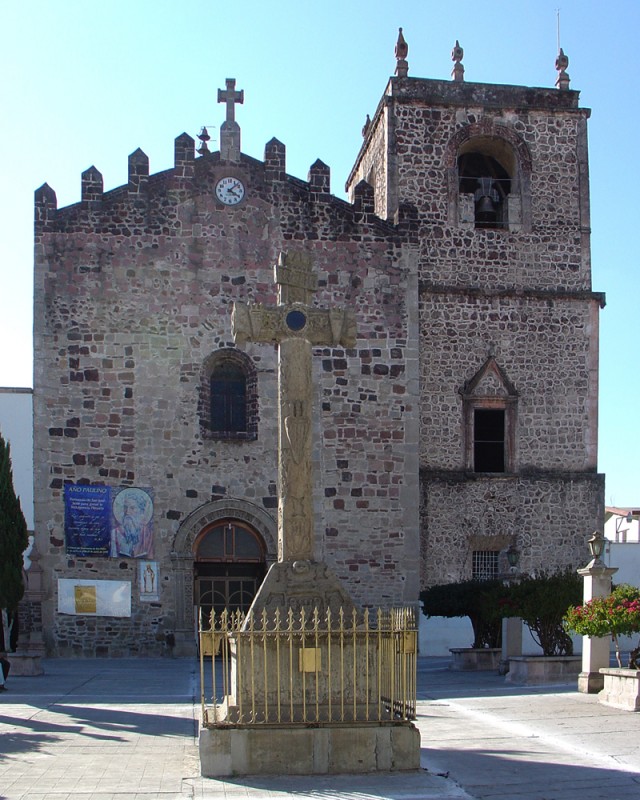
{"left": 499, "top": 616, "right": 522, "bottom": 675}
{"left": 171, "top": 552, "right": 197, "bottom": 657}
{"left": 577, "top": 563, "right": 618, "bottom": 693}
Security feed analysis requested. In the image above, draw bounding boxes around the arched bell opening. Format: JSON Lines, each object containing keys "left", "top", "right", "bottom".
{"left": 458, "top": 152, "right": 511, "bottom": 229}
{"left": 193, "top": 520, "right": 267, "bottom": 629}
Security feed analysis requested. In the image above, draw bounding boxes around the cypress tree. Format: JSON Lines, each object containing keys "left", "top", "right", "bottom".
{"left": 0, "top": 432, "right": 28, "bottom": 650}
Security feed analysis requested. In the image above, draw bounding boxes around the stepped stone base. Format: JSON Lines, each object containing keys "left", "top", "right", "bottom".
{"left": 200, "top": 722, "right": 420, "bottom": 776}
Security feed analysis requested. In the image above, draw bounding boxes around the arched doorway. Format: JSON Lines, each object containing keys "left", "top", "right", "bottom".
{"left": 194, "top": 519, "right": 267, "bottom": 628}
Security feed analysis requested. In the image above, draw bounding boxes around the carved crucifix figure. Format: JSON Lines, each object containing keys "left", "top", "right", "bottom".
{"left": 232, "top": 251, "right": 356, "bottom": 562}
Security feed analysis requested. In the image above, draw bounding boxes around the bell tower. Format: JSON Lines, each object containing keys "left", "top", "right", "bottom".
{"left": 348, "top": 30, "right": 604, "bottom": 586}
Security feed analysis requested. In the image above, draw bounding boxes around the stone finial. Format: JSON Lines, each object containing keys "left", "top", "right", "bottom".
{"left": 555, "top": 47, "right": 570, "bottom": 90}
{"left": 395, "top": 27, "right": 409, "bottom": 77}
{"left": 451, "top": 40, "right": 464, "bottom": 82}
{"left": 362, "top": 114, "right": 371, "bottom": 138}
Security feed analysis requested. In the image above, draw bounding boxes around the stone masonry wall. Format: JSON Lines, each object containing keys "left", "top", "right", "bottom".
{"left": 420, "top": 472, "right": 605, "bottom": 587}
{"left": 348, "top": 77, "right": 603, "bottom": 589}
{"left": 34, "top": 144, "right": 420, "bottom": 655}
{"left": 419, "top": 291, "right": 599, "bottom": 472}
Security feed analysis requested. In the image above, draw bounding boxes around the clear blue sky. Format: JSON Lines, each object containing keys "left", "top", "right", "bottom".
{"left": 0, "top": 1, "right": 637, "bottom": 506}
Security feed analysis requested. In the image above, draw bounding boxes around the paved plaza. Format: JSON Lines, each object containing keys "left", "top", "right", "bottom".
{"left": 0, "top": 656, "right": 639, "bottom": 799}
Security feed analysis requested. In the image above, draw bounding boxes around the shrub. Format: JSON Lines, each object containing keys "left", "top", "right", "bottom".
{"left": 420, "top": 579, "right": 505, "bottom": 649}
{"left": 501, "top": 568, "right": 582, "bottom": 656}
{"left": 564, "top": 584, "right": 640, "bottom": 668}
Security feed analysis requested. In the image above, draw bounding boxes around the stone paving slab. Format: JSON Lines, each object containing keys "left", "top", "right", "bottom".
{"left": 417, "top": 661, "right": 640, "bottom": 800}
{"left": 1, "top": 657, "right": 640, "bottom": 799}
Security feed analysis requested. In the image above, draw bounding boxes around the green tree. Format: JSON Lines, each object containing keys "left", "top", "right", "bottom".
{"left": 0, "top": 432, "right": 28, "bottom": 651}
{"left": 502, "top": 568, "right": 582, "bottom": 656}
{"left": 420, "top": 579, "right": 506, "bottom": 648}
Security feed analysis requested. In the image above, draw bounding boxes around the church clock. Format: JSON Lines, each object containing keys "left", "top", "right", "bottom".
{"left": 215, "top": 176, "right": 245, "bottom": 205}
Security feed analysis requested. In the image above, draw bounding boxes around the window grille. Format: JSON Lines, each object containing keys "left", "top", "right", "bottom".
{"left": 472, "top": 550, "right": 499, "bottom": 581}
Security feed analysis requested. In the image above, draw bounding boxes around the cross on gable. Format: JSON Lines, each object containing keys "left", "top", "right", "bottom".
{"left": 217, "top": 78, "right": 244, "bottom": 124}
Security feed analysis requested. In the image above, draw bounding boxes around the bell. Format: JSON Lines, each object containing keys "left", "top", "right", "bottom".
{"left": 476, "top": 195, "right": 496, "bottom": 215}
{"left": 475, "top": 194, "right": 497, "bottom": 225}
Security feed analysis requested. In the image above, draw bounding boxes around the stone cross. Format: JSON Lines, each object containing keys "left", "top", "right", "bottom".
{"left": 217, "top": 78, "right": 244, "bottom": 123}
{"left": 232, "top": 252, "right": 356, "bottom": 562}
{"left": 217, "top": 78, "right": 244, "bottom": 162}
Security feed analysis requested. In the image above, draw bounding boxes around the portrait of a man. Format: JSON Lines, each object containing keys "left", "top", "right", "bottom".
{"left": 110, "top": 488, "right": 154, "bottom": 558}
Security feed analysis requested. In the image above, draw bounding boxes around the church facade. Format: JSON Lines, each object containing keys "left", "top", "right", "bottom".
{"left": 33, "top": 35, "right": 604, "bottom": 656}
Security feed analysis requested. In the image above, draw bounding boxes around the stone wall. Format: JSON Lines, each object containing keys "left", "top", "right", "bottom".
{"left": 33, "top": 140, "right": 420, "bottom": 655}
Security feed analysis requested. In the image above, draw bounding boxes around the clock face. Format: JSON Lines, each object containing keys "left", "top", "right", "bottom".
{"left": 215, "top": 176, "right": 245, "bottom": 206}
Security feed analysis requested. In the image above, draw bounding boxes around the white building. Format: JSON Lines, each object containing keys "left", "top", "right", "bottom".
{"left": 604, "top": 507, "right": 640, "bottom": 544}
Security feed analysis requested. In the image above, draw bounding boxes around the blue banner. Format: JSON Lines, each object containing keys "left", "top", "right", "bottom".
{"left": 64, "top": 485, "right": 112, "bottom": 557}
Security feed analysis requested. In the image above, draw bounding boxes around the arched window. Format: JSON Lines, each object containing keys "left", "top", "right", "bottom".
{"left": 458, "top": 147, "right": 512, "bottom": 230}
{"left": 199, "top": 349, "right": 258, "bottom": 440}
{"left": 210, "top": 360, "right": 246, "bottom": 432}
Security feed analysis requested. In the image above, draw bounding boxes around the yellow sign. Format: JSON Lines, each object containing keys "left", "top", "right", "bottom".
{"left": 74, "top": 585, "right": 97, "bottom": 614}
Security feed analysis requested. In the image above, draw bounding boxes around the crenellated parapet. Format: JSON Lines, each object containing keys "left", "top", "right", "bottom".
{"left": 128, "top": 148, "right": 149, "bottom": 196}
{"left": 174, "top": 133, "right": 195, "bottom": 185}
{"left": 33, "top": 133, "right": 391, "bottom": 239}
{"left": 34, "top": 183, "right": 57, "bottom": 228}
{"left": 81, "top": 166, "right": 103, "bottom": 206}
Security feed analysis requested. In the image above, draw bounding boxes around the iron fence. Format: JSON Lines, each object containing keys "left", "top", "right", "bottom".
{"left": 199, "top": 606, "right": 417, "bottom": 727}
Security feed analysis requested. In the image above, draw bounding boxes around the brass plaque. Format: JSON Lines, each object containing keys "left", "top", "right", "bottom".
{"left": 74, "top": 585, "right": 97, "bottom": 614}
{"left": 400, "top": 632, "right": 417, "bottom": 654}
{"left": 201, "top": 632, "right": 221, "bottom": 657}
{"left": 298, "top": 647, "right": 322, "bottom": 672}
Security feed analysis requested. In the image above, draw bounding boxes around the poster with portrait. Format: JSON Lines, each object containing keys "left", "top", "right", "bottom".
{"left": 139, "top": 560, "right": 160, "bottom": 602}
{"left": 64, "top": 484, "right": 111, "bottom": 557}
{"left": 110, "top": 487, "right": 154, "bottom": 559}
{"left": 58, "top": 578, "right": 131, "bottom": 617}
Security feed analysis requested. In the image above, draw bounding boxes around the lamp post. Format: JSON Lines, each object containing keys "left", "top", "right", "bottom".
{"left": 577, "top": 531, "right": 618, "bottom": 693}
{"left": 498, "top": 544, "right": 522, "bottom": 676}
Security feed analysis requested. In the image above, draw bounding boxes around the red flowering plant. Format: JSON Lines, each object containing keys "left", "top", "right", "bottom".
{"left": 563, "top": 584, "right": 640, "bottom": 669}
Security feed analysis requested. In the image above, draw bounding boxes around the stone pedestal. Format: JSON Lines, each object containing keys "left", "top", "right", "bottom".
{"left": 449, "top": 648, "right": 501, "bottom": 671}
{"left": 200, "top": 722, "right": 420, "bottom": 776}
{"left": 577, "top": 562, "right": 618, "bottom": 693}
{"left": 8, "top": 652, "right": 44, "bottom": 676}
{"left": 246, "top": 560, "right": 355, "bottom": 620}
{"left": 505, "top": 655, "right": 581, "bottom": 685}
{"left": 598, "top": 668, "right": 640, "bottom": 711}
